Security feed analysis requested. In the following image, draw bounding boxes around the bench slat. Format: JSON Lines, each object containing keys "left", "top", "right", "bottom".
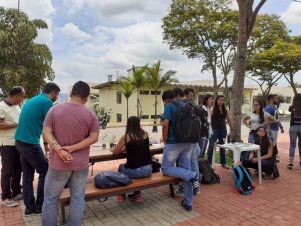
{"left": 59, "top": 173, "right": 180, "bottom": 203}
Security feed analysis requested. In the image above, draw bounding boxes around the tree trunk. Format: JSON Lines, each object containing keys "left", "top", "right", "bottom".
{"left": 137, "top": 89, "right": 140, "bottom": 117}
{"left": 126, "top": 98, "right": 129, "bottom": 120}
{"left": 230, "top": 2, "right": 249, "bottom": 138}
{"left": 290, "top": 74, "right": 298, "bottom": 95}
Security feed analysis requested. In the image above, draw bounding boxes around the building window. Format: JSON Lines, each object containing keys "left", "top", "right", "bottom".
{"left": 151, "top": 91, "right": 161, "bottom": 95}
{"left": 141, "top": 115, "right": 149, "bottom": 119}
{"left": 151, "top": 115, "right": 161, "bottom": 119}
{"left": 116, "top": 114, "right": 122, "bottom": 122}
{"left": 140, "top": 90, "right": 149, "bottom": 95}
{"left": 116, "top": 92, "right": 122, "bottom": 104}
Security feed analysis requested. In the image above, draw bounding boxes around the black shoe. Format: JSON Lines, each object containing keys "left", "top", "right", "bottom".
{"left": 25, "top": 208, "right": 35, "bottom": 215}
{"left": 190, "top": 175, "right": 199, "bottom": 195}
{"left": 34, "top": 209, "right": 42, "bottom": 214}
{"left": 181, "top": 200, "right": 192, "bottom": 211}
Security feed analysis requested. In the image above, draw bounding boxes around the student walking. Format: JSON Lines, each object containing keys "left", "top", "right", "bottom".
{"left": 41, "top": 81, "right": 99, "bottom": 226}
{"left": 0, "top": 87, "right": 25, "bottom": 207}
{"left": 15, "top": 83, "right": 60, "bottom": 215}
{"left": 287, "top": 93, "right": 301, "bottom": 169}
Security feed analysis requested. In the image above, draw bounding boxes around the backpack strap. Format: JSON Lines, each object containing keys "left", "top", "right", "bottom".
{"left": 240, "top": 165, "right": 254, "bottom": 186}
{"left": 235, "top": 166, "right": 244, "bottom": 190}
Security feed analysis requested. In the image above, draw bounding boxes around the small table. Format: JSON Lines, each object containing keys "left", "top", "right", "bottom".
{"left": 212, "top": 142, "right": 262, "bottom": 185}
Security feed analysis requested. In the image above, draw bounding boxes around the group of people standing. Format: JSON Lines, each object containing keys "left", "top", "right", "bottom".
{"left": 0, "top": 81, "right": 99, "bottom": 226}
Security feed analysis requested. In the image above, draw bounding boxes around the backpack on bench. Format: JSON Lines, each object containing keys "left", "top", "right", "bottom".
{"left": 198, "top": 158, "right": 220, "bottom": 184}
{"left": 232, "top": 165, "right": 255, "bottom": 195}
{"left": 94, "top": 171, "right": 132, "bottom": 189}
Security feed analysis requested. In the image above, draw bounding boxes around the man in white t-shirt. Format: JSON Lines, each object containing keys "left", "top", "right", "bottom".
{"left": 0, "top": 86, "right": 25, "bottom": 207}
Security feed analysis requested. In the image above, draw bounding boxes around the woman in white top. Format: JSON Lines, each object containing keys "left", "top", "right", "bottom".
{"left": 242, "top": 99, "right": 276, "bottom": 160}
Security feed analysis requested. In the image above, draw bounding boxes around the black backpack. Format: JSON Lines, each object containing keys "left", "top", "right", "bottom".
{"left": 198, "top": 158, "right": 220, "bottom": 184}
{"left": 171, "top": 101, "right": 201, "bottom": 143}
{"left": 197, "top": 107, "right": 209, "bottom": 138}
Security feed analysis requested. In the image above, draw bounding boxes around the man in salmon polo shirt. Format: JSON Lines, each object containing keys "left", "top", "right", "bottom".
{"left": 41, "top": 81, "right": 99, "bottom": 226}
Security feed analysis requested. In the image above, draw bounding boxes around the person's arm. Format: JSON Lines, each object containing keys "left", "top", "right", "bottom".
{"left": 112, "top": 134, "right": 126, "bottom": 155}
{"left": 162, "top": 119, "right": 169, "bottom": 144}
{"left": 266, "top": 115, "right": 276, "bottom": 124}
{"left": 0, "top": 118, "right": 18, "bottom": 130}
{"left": 62, "top": 131, "right": 99, "bottom": 153}
{"left": 279, "top": 121, "right": 284, "bottom": 133}
{"left": 242, "top": 115, "right": 251, "bottom": 128}
{"left": 226, "top": 110, "right": 234, "bottom": 132}
{"left": 42, "top": 126, "right": 73, "bottom": 162}
{"left": 252, "top": 140, "right": 272, "bottom": 163}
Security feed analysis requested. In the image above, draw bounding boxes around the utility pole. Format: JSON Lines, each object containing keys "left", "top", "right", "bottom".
{"left": 18, "top": 0, "right": 20, "bottom": 13}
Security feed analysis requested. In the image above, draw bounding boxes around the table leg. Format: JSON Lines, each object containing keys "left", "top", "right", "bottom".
{"left": 60, "top": 202, "right": 66, "bottom": 225}
{"left": 257, "top": 149, "right": 262, "bottom": 185}
{"left": 233, "top": 148, "right": 241, "bottom": 165}
{"left": 90, "top": 162, "right": 95, "bottom": 176}
{"left": 212, "top": 144, "right": 216, "bottom": 169}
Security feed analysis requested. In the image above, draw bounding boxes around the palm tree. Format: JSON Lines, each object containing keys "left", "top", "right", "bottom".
{"left": 130, "top": 64, "right": 148, "bottom": 117}
{"left": 146, "top": 60, "right": 178, "bottom": 130}
{"left": 119, "top": 78, "right": 136, "bottom": 120}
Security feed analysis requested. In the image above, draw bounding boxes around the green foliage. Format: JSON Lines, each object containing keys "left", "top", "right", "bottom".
{"left": 0, "top": 7, "right": 54, "bottom": 97}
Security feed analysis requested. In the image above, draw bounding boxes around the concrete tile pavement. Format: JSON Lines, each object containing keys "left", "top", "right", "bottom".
{"left": 2, "top": 129, "right": 301, "bottom": 226}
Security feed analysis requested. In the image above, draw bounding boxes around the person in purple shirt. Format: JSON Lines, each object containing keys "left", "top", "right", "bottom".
{"left": 41, "top": 81, "right": 99, "bottom": 226}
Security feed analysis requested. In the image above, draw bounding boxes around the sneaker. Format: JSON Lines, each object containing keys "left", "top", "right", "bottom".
{"left": 128, "top": 193, "right": 142, "bottom": 203}
{"left": 174, "top": 188, "right": 184, "bottom": 197}
{"left": 117, "top": 194, "right": 125, "bottom": 202}
{"left": 12, "top": 193, "right": 23, "bottom": 201}
{"left": 190, "top": 175, "right": 200, "bottom": 196}
{"left": 287, "top": 163, "right": 293, "bottom": 170}
{"left": 25, "top": 208, "right": 35, "bottom": 215}
{"left": 1, "top": 199, "right": 18, "bottom": 207}
{"left": 181, "top": 200, "right": 192, "bottom": 211}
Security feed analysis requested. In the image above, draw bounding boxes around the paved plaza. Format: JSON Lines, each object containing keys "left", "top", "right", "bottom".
{"left": 2, "top": 122, "right": 301, "bottom": 225}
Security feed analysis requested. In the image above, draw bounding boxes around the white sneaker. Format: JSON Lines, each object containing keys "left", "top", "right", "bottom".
{"left": 12, "top": 193, "right": 23, "bottom": 201}
{"left": 174, "top": 188, "right": 184, "bottom": 197}
{"left": 2, "top": 199, "right": 18, "bottom": 207}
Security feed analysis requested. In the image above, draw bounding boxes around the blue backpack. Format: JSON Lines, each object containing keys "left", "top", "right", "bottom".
{"left": 94, "top": 171, "right": 132, "bottom": 189}
{"left": 232, "top": 165, "right": 255, "bottom": 195}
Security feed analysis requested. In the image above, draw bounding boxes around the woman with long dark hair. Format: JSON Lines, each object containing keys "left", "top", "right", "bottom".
{"left": 242, "top": 126, "right": 274, "bottom": 178}
{"left": 112, "top": 116, "right": 152, "bottom": 202}
{"left": 287, "top": 93, "right": 301, "bottom": 169}
{"left": 207, "top": 95, "right": 233, "bottom": 168}
{"left": 242, "top": 100, "right": 275, "bottom": 160}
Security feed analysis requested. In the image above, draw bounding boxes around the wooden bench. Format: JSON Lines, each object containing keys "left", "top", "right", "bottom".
{"left": 59, "top": 172, "right": 181, "bottom": 224}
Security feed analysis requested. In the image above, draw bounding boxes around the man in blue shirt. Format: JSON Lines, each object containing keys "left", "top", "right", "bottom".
{"left": 161, "top": 88, "right": 199, "bottom": 212}
{"left": 15, "top": 83, "right": 60, "bottom": 215}
{"left": 264, "top": 94, "right": 284, "bottom": 161}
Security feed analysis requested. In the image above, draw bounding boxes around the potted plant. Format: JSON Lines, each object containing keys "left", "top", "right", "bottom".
{"left": 109, "top": 135, "right": 117, "bottom": 148}
{"left": 102, "top": 134, "right": 108, "bottom": 148}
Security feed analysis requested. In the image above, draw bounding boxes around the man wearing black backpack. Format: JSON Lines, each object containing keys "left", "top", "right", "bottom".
{"left": 161, "top": 89, "right": 199, "bottom": 212}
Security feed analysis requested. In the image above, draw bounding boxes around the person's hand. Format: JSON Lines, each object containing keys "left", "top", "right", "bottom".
{"left": 58, "top": 149, "right": 73, "bottom": 163}
{"left": 60, "top": 145, "right": 74, "bottom": 153}
{"left": 251, "top": 158, "right": 258, "bottom": 163}
{"left": 280, "top": 127, "right": 284, "bottom": 134}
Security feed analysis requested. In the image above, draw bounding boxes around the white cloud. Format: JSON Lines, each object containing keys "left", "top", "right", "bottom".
{"left": 281, "top": 2, "right": 301, "bottom": 25}
{"left": 60, "top": 23, "right": 93, "bottom": 41}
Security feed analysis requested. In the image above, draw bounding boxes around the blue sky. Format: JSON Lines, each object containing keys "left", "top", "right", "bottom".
{"left": 1, "top": 0, "right": 301, "bottom": 92}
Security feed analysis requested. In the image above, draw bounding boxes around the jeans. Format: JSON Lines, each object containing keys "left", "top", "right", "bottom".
{"left": 0, "top": 146, "right": 22, "bottom": 200}
{"left": 15, "top": 140, "right": 48, "bottom": 210}
{"left": 161, "top": 143, "right": 196, "bottom": 206}
{"left": 207, "top": 128, "right": 227, "bottom": 165}
{"left": 118, "top": 164, "right": 152, "bottom": 195}
{"left": 42, "top": 168, "right": 89, "bottom": 226}
{"left": 199, "top": 137, "right": 208, "bottom": 158}
{"left": 242, "top": 159, "right": 274, "bottom": 175}
{"left": 241, "top": 131, "right": 257, "bottom": 161}
{"left": 289, "top": 125, "right": 301, "bottom": 161}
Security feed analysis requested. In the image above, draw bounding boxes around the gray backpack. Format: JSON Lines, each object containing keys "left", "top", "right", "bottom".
{"left": 94, "top": 171, "right": 132, "bottom": 189}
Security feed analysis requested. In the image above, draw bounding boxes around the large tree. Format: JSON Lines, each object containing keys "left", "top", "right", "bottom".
{"left": 0, "top": 7, "right": 54, "bottom": 97}
{"left": 146, "top": 60, "right": 177, "bottom": 126}
{"left": 230, "top": 0, "right": 267, "bottom": 137}
{"left": 162, "top": 0, "right": 237, "bottom": 94}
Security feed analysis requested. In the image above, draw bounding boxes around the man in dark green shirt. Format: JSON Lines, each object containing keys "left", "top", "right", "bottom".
{"left": 15, "top": 83, "right": 60, "bottom": 215}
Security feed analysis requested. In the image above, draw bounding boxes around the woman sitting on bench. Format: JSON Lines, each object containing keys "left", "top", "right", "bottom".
{"left": 242, "top": 126, "right": 274, "bottom": 179}
{"left": 112, "top": 116, "right": 152, "bottom": 202}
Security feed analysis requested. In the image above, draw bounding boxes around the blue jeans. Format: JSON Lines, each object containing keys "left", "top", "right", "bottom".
{"left": 289, "top": 125, "right": 301, "bottom": 161}
{"left": 118, "top": 164, "right": 152, "bottom": 195}
{"left": 207, "top": 128, "right": 227, "bottom": 165}
{"left": 42, "top": 168, "right": 89, "bottom": 226}
{"left": 161, "top": 143, "right": 196, "bottom": 206}
{"left": 15, "top": 140, "right": 48, "bottom": 210}
{"left": 199, "top": 137, "right": 208, "bottom": 158}
{"left": 241, "top": 131, "right": 257, "bottom": 161}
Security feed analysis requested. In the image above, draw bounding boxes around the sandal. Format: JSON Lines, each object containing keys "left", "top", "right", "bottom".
{"left": 287, "top": 163, "right": 293, "bottom": 170}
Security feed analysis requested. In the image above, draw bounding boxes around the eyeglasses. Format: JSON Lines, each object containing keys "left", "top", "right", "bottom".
{"left": 253, "top": 104, "right": 260, "bottom": 106}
